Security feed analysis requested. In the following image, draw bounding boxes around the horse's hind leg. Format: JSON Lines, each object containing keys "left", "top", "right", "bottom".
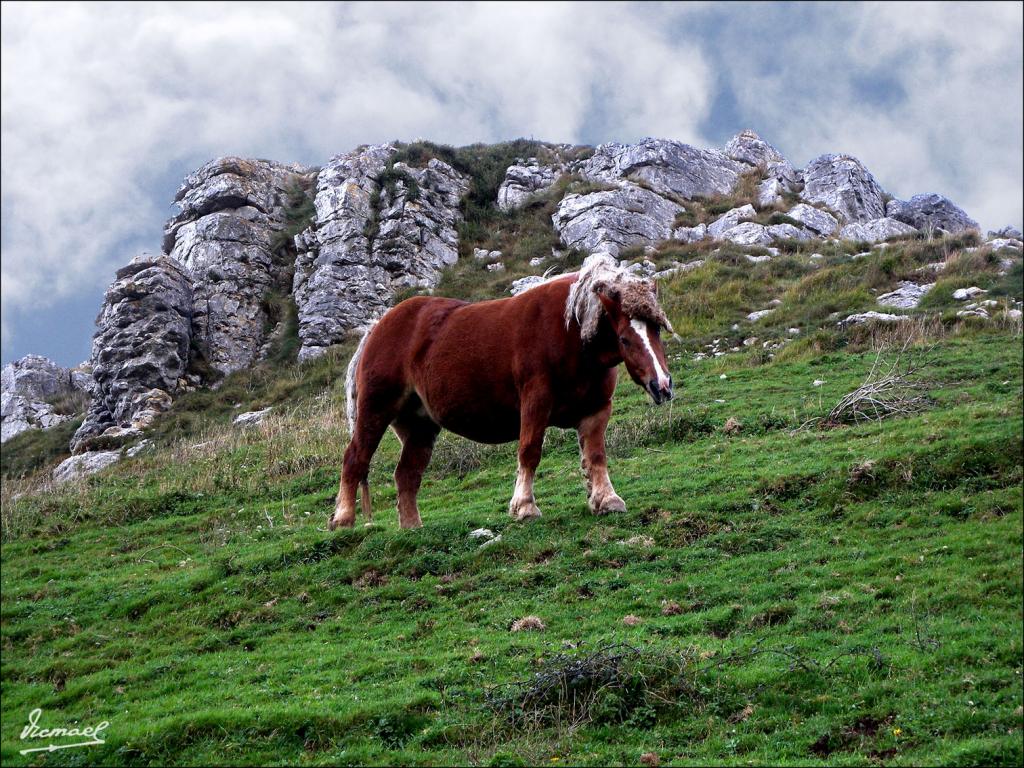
{"left": 509, "top": 391, "right": 550, "bottom": 521}
{"left": 330, "top": 403, "right": 396, "bottom": 531}
{"left": 392, "top": 413, "right": 440, "bottom": 529}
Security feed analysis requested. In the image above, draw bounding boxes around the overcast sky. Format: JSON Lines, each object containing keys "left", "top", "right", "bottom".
{"left": 2, "top": 1, "right": 1022, "bottom": 367}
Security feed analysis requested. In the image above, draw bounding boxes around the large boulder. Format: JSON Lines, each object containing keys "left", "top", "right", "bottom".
{"left": 877, "top": 281, "right": 934, "bottom": 309}
{"left": 708, "top": 205, "right": 757, "bottom": 239}
{"left": 165, "top": 157, "right": 313, "bottom": 378}
{"left": 840, "top": 217, "right": 918, "bottom": 243}
{"left": 579, "top": 138, "right": 745, "bottom": 199}
{"left": 885, "top": 194, "right": 978, "bottom": 234}
{"left": 552, "top": 183, "right": 684, "bottom": 255}
{"left": 801, "top": 154, "right": 887, "bottom": 223}
{"left": 497, "top": 158, "right": 565, "bottom": 211}
{"left": 1, "top": 356, "right": 89, "bottom": 443}
{"left": 785, "top": 204, "right": 839, "bottom": 237}
{"left": 71, "top": 255, "right": 193, "bottom": 453}
{"left": 724, "top": 129, "right": 786, "bottom": 167}
{"left": 165, "top": 157, "right": 307, "bottom": 237}
{"left": 52, "top": 449, "right": 123, "bottom": 484}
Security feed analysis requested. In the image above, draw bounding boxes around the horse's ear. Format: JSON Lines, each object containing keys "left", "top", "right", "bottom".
{"left": 594, "top": 282, "right": 622, "bottom": 319}
{"left": 592, "top": 280, "right": 620, "bottom": 301}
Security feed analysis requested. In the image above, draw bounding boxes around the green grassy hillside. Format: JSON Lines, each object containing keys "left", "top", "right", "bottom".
{"left": 2, "top": 174, "right": 1022, "bottom": 765}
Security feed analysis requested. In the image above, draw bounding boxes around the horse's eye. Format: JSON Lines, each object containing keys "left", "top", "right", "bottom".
{"left": 619, "top": 335, "right": 631, "bottom": 347}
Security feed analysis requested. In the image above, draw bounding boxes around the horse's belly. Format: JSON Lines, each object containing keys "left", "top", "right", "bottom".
{"left": 427, "top": 399, "right": 520, "bottom": 444}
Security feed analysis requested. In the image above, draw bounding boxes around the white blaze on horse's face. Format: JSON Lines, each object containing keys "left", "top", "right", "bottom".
{"left": 621, "top": 318, "right": 674, "bottom": 405}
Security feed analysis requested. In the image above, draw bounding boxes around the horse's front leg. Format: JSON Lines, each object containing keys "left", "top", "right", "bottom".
{"left": 578, "top": 403, "right": 626, "bottom": 515}
{"left": 509, "top": 393, "right": 549, "bottom": 521}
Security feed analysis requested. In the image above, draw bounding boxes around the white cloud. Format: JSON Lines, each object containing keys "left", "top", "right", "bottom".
{"left": 705, "top": 1, "right": 1023, "bottom": 229}
{"left": 1, "top": 1, "right": 712, "bottom": 349}
{"left": 1, "top": 2, "right": 1022, "bottom": 359}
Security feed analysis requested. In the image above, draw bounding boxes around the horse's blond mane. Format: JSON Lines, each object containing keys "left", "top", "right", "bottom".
{"left": 564, "top": 253, "right": 672, "bottom": 340}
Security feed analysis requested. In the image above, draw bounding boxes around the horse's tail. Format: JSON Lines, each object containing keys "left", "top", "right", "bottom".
{"left": 346, "top": 324, "right": 376, "bottom": 522}
{"left": 345, "top": 323, "right": 375, "bottom": 435}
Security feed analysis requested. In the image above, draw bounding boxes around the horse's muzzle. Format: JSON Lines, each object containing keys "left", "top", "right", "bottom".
{"left": 648, "top": 378, "right": 673, "bottom": 405}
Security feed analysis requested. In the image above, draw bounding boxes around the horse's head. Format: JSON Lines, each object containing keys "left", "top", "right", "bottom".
{"left": 593, "top": 278, "right": 674, "bottom": 405}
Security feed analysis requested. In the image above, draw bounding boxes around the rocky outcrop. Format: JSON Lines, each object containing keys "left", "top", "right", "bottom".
{"left": 165, "top": 157, "right": 312, "bottom": 377}
{"left": 886, "top": 194, "right": 978, "bottom": 234}
{"left": 840, "top": 217, "right": 918, "bottom": 243}
{"left": 292, "top": 144, "right": 397, "bottom": 361}
{"left": 497, "top": 158, "right": 565, "bottom": 211}
{"left": 801, "top": 154, "right": 886, "bottom": 223}
{"left": 552, "top": 183, "right": 683, "bottom": 255}
{"left": 580, "top": 138, "right": 744, "bottom": 199}
{"left": 292, "top": 147, "right": 470, "bottom": 360}
{"left": 71, "top": 255, "right": 193, "bottom": 453}
{"left": 1, "top": 356, "right": 89, "bottom": 443}
{"left": 723, "top": 130, "right": 802, "bottom": 207}
{"left": 372, "top": 160, "right": 470, "bottom": 290}
{"left": 989, "top": 226, "right": 1022, "bottom": 240}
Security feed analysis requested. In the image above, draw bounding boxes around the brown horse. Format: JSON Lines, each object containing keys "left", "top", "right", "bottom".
{"left": 329, "top": 253, "right": 675, "bottom": 530}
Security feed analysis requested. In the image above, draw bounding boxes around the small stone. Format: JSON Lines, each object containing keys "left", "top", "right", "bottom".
{"left": 747, "top": 309, "right": 774, "bottom": 322}
{"left": 510, "top": 616, "right": 546, "bottom": 632}
{"left": 486, "top": 262, "right": 506, "bottom": 272}
{"left": 839, "top": 311, "right": 909, "bottom": 326}
{"left": 233, "top": 407, "right": 272, "bottom": 427}
{"left": 510, "top": 275, "right": 545, "bottom": 295}
{"left": 622, "top": 614, "right": 643, "bottom": 627}
{"left": 469, "top": 528, "right": 495, "bottom": 539}
{"left": 952, "top": 286, "right": 986, "bottom": 301}
{"left": 723, "top": 417, "right": 742, "bottom": 435}
{"left": 622, "top": 535, "right": 655, "bottom": 548}
{"left": 661, "top": 600, "right": 683, "bottom": 616}
{"left": 813, "top": 379, "right": 826, "bottom": 387}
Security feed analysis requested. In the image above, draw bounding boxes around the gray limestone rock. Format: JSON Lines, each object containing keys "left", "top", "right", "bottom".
{"left": 801, "top": 154, "right": 887, "bottom": 223}
{"left": 724, "top": 129, "right": 786, "bottom": 167}
{"left": 165, "top": 157, "right": 314, "bottom": 378}
{"left": 1, "top": 355, "right": 89, "bottom": 443}
{"left": 579, "top": 138, "right": 744, "bottom": 199}
{"left": 708, "top": 205, "right": 757, "bottom": 240}
{"left": 877, "top": 281, "right": 934, "bottom": 309}
{"left": 71, "top": 254, "right": 193, "bottom": 453}
{"left": 840, "top": 217, "right": 918, "bottom": 243}
{"left": 52, "top": 449, "right": 123, "bottom": 484}
{"left": 293, "top": 146, "right": 470, "bottom": 360}
{"left": 885, "top": 194, "right": 978, "bottom": 234}
{"left": 497, "top": 158, "right": 565, "bottom": 211}
{"left": 785, "top": 204, "right": 839, "bottom": 237}
{"left": 552, "top": 183, "right": 683, "bottom": 256}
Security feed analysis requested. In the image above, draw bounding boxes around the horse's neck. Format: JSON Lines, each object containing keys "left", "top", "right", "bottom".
{"left": 578, "top": 317, "right": 622, "bottom": 369}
